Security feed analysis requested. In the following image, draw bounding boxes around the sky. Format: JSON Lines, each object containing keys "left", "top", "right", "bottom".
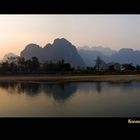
{"left": 0, "top": 14, "right": 140, "bottom": 59}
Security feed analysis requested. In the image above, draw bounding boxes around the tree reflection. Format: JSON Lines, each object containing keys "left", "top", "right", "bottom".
{"left": 96, "top": 82, "right": 102, "bottom": 93}
{"left": 41, "top": 83, "right": 77, "bottom": 102}
{"left": 0, "top": 82, "right": 40, "bottom": 96}
{"left": 0, "top": 82, "right": 77, "bottom": 102}
{"left": 108, "top": 81, "right": 140, "bottom": 91}
{"left": 0, "top": 82, "right": 19, "bottom": 94}
{"left": 1, "top": 81, "right": 140, "bottom": 104}
{"left": 20, "top": 83, "right": 40, "bottom": 97}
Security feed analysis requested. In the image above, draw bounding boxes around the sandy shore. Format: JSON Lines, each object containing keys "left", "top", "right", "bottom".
{"left": 0, "top": 75, "right": 140, "bottom": 83}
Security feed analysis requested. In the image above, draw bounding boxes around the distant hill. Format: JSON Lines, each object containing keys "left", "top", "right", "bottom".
{"left": 20, "top": 38, "right": 86, "bottom": 68}
{"left": 78, "top": 47, "right": 140, "bottom": 67}
{"left": 78, "top": 46, "right": 116, "bottom": 56}
{"left": 3, "top": 40, "right": 140, "bottom": 68}
{"left": 2, "top": 53, "right": 18, "bottom": 62}
{"left": 111, "top": 48, "right": 140, "bottom": 66}
{"left": 78, "top": 49, "right": 111, "bottom": 67}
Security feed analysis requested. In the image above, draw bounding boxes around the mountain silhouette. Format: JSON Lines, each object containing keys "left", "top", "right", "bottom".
{"left": 3, "top": 40, "right": 140, "bottom": 68}
{"left": 78, "top": 47, "right": 140, "bottom": 66}
{"left": 20, "top": 38, "right": 86, "bottom": 68}
{"left": 78, "top": 49, "right": 111, "bottom": 66}
{"left": 111, "top": 48, "right": 140, "bottom": 66}
{"left": 78, "top": 46, "right": 116, "bottom": 56}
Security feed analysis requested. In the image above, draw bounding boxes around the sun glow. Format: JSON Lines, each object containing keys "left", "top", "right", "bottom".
{"left": 0, "top": 15, "right": 140, "bottom": 59}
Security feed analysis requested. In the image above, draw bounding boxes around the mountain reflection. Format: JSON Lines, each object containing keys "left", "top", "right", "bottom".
{"left": 0, "top": 82, "right": 77, "bottom": 102}
{"left": 40, "top": 83, "right": 77, "bottom": 102}
{"left": 1, "top": 81, "right": 140, "bottom": 103}
{"left": 107, "top": 81, "right": 140, "bottom": 91}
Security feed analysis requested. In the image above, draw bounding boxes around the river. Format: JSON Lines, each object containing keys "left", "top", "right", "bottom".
{"left": 0, "top": 81, "right": 139, "bottom": 117}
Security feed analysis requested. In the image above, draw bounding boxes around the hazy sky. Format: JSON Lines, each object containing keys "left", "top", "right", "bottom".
{"left": 0, "top": 14, "right": 140, "bottom": 59}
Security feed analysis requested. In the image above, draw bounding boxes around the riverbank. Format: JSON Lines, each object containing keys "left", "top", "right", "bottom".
{"left": 0, "top": 74, "right": 140, "bottom": 83}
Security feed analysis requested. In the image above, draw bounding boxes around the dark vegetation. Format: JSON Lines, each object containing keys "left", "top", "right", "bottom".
{"left": 0, "top": 56, "right": 140, "bottom": 75}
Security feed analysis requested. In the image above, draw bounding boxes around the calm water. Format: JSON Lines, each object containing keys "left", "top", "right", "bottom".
{"left": 0, "top": 81, "right": 140, "bottom": 117}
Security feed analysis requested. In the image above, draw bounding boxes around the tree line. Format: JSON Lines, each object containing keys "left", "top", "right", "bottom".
{"left": 0, "top": 56, "right": 140, "bottom": 75}
{"left": 0, "top": 56, "right": 73, "bottom": 74}
{"left": 93, "top": 56, "right": 140, "bottom": 71}
{"left": 86, "top": 56, "right": 140, "bottom": 75}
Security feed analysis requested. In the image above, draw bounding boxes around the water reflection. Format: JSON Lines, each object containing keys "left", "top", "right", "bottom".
{"left": 40, "top": 83, "right": 77, "bottom": 102}
{"left": 1, "top": 81, "right": 140, "bottom": 117}
{"left": 0, "top": 82, "right": 77, "bottom": 102}
{"left": 107, "top": 81, "right": 140, "bottom": 91}
{"left": 74, "top": 81, "right": 140, "bottom": 94}
{"left": 0, "top": 81, "right": 140, "bottom": 102}
{"left": 96, "top": 82, "right": 102, "bottom": 93}
{"left": 0, "top": 82, "right": 40, "bottom": 96}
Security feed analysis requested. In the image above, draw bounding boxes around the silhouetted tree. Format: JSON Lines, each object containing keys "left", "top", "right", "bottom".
{"left": 122, "top": 64, "right": 135, "bottom": 71}
{"left": 1, "top": 61, "right": 9, "bottom": 72}
{"left": 42, "top": 59, "right": 71, "bottom": 72}
{"left": 23, "top": 57, "right": 40, "bottom": 72}
{"left": 86, "top": 66, "right": 95, "bottom": 71}
{"left": 107, "top": 65, "right": 115, "bottom": 72}
{"left": 25, "top": 59, "right": 32, "bottom": 72}
{"left": 17, "top": 57, "right": 26, "bottom": 72}
{"left": 43, "top": 61, "right": 49, "bottom": 72}
{"left": 136, "top": 65, "right": 140, "bottom": 71}
{"left": 49, "top": 61, "right": 56, "bottom": 71}
{"left": 95, "top": 56, "right": 101, "bottom": 71}
{"left": 9, "top": 62, "right": 18, "bottom": 73}
{"left": 31, "top": 57, "right": 40, "bottom": 72}
{"left": 63, "top": 63, "right": 71, "bottom": 71}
